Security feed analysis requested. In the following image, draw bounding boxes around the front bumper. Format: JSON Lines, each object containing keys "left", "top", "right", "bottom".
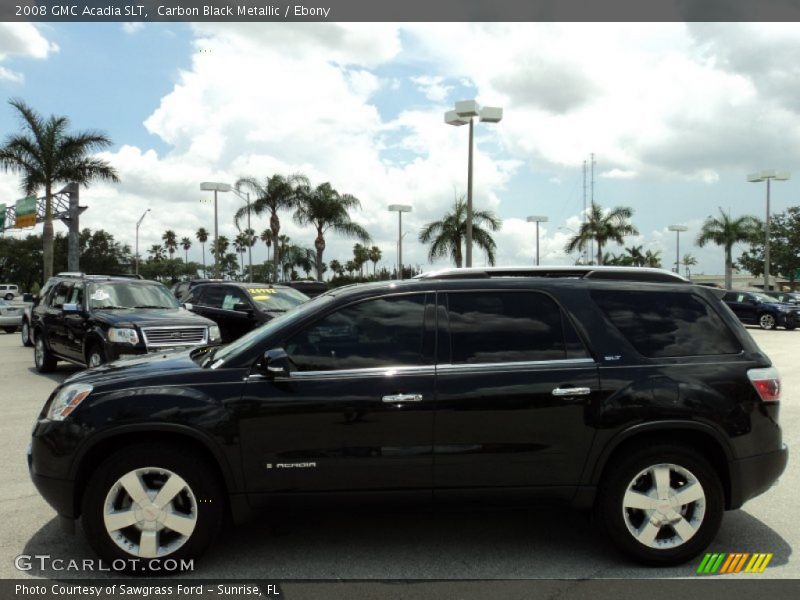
{"left": 28, "top": 443, "right": 77, "bottom": 519}
{"left": 0, "top": 315, "right": 22, "bottom": 326}
{"left": 728, "top": 445, "right": 788, "bottom": 509}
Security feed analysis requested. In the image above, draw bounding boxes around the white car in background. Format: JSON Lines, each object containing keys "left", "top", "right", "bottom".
{"left": 0, "top": 299, "right": 22, "bottom": 333}
{"left": 0, "top": 284, "right": 19, "bottom": 301}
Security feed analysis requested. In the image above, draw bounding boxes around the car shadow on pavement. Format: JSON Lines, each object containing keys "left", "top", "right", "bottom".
{"left": 25, "top": 365, "right": 82, "bottom": 384}
{"left": 19, "top": 506, "right": 791, "bottom": 580}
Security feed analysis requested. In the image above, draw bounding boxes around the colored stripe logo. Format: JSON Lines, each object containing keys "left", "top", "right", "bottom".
{"left": 696, "top": 552, "right": 773, "bottom": 574}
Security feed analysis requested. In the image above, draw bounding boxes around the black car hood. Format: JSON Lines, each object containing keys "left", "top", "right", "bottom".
{"left": 91, "top": 307, "right": 214, "bottom": 327}
{"left": 63, "top": 348, "right": 206, "bottom": 387}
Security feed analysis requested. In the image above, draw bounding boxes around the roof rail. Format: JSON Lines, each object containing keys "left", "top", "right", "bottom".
{"left": 55, "top": 272, "right": 144, "bottom": 280}
{"left": 414, "top": 266, "right": 689, "bottom": 284}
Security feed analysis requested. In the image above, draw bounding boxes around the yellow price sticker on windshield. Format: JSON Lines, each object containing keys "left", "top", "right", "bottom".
{"left": 248, "top": 288, "right": 276, "bottom": 295}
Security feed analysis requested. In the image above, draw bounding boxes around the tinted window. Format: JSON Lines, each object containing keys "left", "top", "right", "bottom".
{"left": 49, "top": 283, "right": 72, "bottom": 308}
{"left": 221, "top": 287, "right": 249, "bottom": 310}
{"left": 197, "top": 286, "right": 226, "bottom": 309}
{"left": 87, "top": 282, "right": 178, "bottom": 309}
{"left": 285, "top": 294, "right": 428, "bottom": 371}
{"left": 446, "top": 291, "right": 585, "bottom": 364}
{"left": 591, "top": 290, "right": 741, "bottom": 358}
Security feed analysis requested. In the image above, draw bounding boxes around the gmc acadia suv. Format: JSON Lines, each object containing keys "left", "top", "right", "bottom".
{"left": 28, "top": 267, "right": 788, "bottom": 572}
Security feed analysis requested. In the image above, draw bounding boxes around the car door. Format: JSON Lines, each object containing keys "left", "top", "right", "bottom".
{"left": 62, "top": 283, "right": 88, "bottom": 361}
{"left": 433, "top": 290, "right": 599, "bottom": 494}
{"left": 43, "top": 282, "right": 73, "bottom": 356}
{"left": 237, "top": 292, "right": 436, "bottom": 494}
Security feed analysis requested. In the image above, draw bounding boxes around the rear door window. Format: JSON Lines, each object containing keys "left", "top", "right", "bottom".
{"left": 444, "top": 291, "right": 589, "bottom": 364}
{"left": 590, "top": 290, "right": 741, "bottom": 357}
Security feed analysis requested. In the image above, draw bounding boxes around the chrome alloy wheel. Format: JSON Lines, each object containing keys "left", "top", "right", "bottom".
{"left": 88, "top": 351, "right": 104, "bottom": 367}
{"left": 621, "top": 463, "right": 706, "bottom": 549}
{"left": 34, "top": 337, "right": 44, "bottom": 367}
{"left": 103, "top": 467, "right": 198, "bottom": 559}
{"left": 760, "top": 314, "right": 776, "bottom": 330}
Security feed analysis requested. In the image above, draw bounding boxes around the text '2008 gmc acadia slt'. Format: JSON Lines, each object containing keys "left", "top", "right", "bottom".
{"left": 28, "top": 267, "right": 788, "bottom": 572}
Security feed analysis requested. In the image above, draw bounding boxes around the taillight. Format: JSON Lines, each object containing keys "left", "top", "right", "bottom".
{"left": 748, "top": 367, "right": 781, "bottom": 402}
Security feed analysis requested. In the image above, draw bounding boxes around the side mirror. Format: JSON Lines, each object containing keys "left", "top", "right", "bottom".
{"left": 234, "top": 302, "right": 254, "bottom": 315}
{"left": 260, "top": 348, "right": 292, "bottom": 378}
{"left": 62, "top": 303, "right": 80, "bottom": 314}
{"left": 182, "top": 302, "right": 193, "bottom": 310}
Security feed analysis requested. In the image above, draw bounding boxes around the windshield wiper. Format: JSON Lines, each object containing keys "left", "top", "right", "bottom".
{"left": 93, "top": 306, "right": 129, "bottom": 310}
{"left": 133, "top": 305, "right": 172, "bottom": 309}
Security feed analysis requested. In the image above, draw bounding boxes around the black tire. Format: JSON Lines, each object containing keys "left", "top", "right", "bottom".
{"left": 81, "top": 443, "right": 224, "bottom": 574}
{"left": 3, "top": 293, "right": 12, "bottom": 301}
{"left": 594, "top": 444, "right": 724, "bottom": 566}
{"left": 21, "top": 320, "right": 33, "bottom": 346}
{"left": 3, "top": 326, "right": 16, "bottom": 334}
{"left": 33, "top": 332, "right": 57, "bottom": 373}
{"left": 86, "top": 344, "right": 107, "bottom": 368}
{"left": 758, "top": 313, "right": 778, "bottom": 330}
{"left": 786, "top": 323, "right": 796, "bottom": 331}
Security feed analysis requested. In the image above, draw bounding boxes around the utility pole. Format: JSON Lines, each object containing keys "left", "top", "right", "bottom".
{"left": 590, "top": 153, "right": 595, "bottom": 264}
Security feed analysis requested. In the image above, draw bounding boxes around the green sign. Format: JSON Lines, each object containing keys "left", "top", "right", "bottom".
{"left": 15, "top": 196, "right": 37, "bottom": 228}
{"left": 0, "top": 203, "right": 5, "bottom": 232}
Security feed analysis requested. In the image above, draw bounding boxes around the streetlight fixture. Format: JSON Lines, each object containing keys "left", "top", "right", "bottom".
{"left": 747, "top": 170, "right": 790, "bottom": 291}
{"left": 200, "top": 182, "right": 232, "bottom": 278}
{"left": 445, "top": 99, "right": 503, "bottom": 268}
{"left": 230, "top": 187, "right": 253, "bottom": 282}
{"left": 388, "top": 204, "right": 412, "bottom": 280}
{"left": 527, "top": 215, "right": 548, "bottom": 266}
{"left": 667, "top": 225, "right": 688, "bottom": 274}
{"left": 135, "top": 208, "right": 150, "bottom": 276}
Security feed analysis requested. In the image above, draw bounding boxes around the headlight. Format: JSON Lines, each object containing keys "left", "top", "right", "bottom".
{"left": 208, "top": 325, "right": 221, "bottom": 342}
{"left": 107, "top": 327, "right": 139, "bottom": 344}
{"left": 47, "top": 384, "right": 93, "bottom": 421}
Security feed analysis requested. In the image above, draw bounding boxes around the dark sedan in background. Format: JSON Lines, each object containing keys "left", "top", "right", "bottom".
{"left": 183, "top": 281, "right": 309, "bottom": 342}
{"left": 722, "top": 290, "right": 799, "bottom": 330}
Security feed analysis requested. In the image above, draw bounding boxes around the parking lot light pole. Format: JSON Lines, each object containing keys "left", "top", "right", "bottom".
{"left": 135, "top": 208, "right": 150, "bottom": 276}
{"left": 747, "top": 170, "right": 790, "bottom": 291}
{"left": 200, "top": 182, "right": 232, "bottom": 279}
{"left": 445, "top": 100, "right": 503, "bottom": 268}
{"left": 527, "top": 216, "right": 548, "bottom": 265}
{"left": 388, "top": 204, "right": 412, "bottom": 279}
{"left": 667, "top": 225, "right": 688, "bottom": 274}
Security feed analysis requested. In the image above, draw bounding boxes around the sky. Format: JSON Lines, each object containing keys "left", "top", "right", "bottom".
{"left": 1, "top": 21, "right": 800, "bottom": 277}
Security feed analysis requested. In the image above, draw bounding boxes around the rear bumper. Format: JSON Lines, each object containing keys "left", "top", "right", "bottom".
{"left": 728, "top": 445, "right": 788, "bottom": 509}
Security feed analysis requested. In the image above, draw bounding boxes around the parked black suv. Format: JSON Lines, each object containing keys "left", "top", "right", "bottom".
{"left": 183, "top": 281, "right": 309, "bottom": 342}
{"left": 28, "top": 267, "right": 787, "bottom": 572}
{"left": 722, "top": 290, "right": 799, "bottom": 330}
{"left": 31, "top": 274, "right": 221, "bottom": 371}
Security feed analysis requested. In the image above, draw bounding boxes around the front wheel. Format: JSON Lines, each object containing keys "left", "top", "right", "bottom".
{"left": 3, "top": 326, "right": 16, "bottom": 334}
{"left": 759, "top": 313, "right": 777, "bottom": 330}
{"left": 595, "top": 444, "right": 724, "bottom": 566}
{"left": 3, "top": 293, "right": 12, "bottom": 301}
{"left": 21, "top": 321, "right": 33, "bottom": 346}
{"left": 86, "top": 344, "right": 106, "bottom": 368}
{"left": 34, "top": 333, "right": 57, "bottom": 373}
{"left": 81, "top": 443, "right": 224, "bottom": 574}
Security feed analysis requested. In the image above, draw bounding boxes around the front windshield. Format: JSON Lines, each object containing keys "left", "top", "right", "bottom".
{"left": 246, "top": 286, "right": 309, "bottom": 311}
{"left": 207, "top": 293, "right": 334, "bottom": 368}
{"left": 88, "top": 282, "right": 179, "bottom": 310}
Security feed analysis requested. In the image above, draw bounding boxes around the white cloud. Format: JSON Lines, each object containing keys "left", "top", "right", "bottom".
{"left": 122, "top": 23, "right": 144, "bottom": 35}
{"left": 411, "top": 75, "right": 452, "bottom": 102}
{"left": 0, "top": 24, "right": 58, "bottom": 84}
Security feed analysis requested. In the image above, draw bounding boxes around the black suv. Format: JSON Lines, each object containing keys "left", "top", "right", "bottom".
{"left": 28, "top": 267, "right": 787, "bottom": 572}
{"left": 722, "top": 290, "right": 799, "bottom": 330}
{"left": 31, "top": 274, "right": 221, "bottom": 371}
{"left": 183, "top": 281, "right": 309, "bottom": 342}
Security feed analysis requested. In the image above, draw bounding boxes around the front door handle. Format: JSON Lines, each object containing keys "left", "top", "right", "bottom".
{"left": 552, "top": 387, "right": 592, "bottom": 397}
{"left": 382, "top": 393, "right": 423, "bottom": 403}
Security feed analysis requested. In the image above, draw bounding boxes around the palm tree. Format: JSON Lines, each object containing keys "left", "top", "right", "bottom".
{"left": 195, "top": 227, "right": 209, "bottom": 277}
{"left": 276, "top": 234, "right": 291, "bottom": 280}
{"left": 682, "top": 253, "right": 698, "bottom": 278}
{"left": 181, "top": 237, "right": 192, "bottom": 263}
{"left": 353, "top": 243, "right": 369, "bottom": 278}
{"left": 329, "top": 259, "right": 343, "bottom": 279}
{"left": 643, "top": 249, "right": 662, "bottom": 268}
{"left": 624, "top": 245, "right": 645, "bottom": 267}
{"left": 211, "top": 236, "right": 229, "bottom": 277}
{"left": 368, "top": 245, "right": 382, "bottom": 277}
{"left": 234, "top": 174, "right": 306, "bottom": 274}
{"left": 0, "top": 99, "right": 119, "bottom": 280}
{"left": 233, "top": 232, "right": 249, "bottom": 278}
{"left": 293, "top": 182, "right": 371, "bottom": 281}
{"left": 565, "top": 203, "right": 639, "bottom": 265}
{"left": 260, "top": 228, "right": 274, "bottom": 269}
{"left": 148, "top": 244, "right": 165, "bottom": 261}
{"left": 345, "top": 260, "right": 357, "bottom": 276}
{"left": 419, "top": 196, "right": 501, "bottom": 268}
{"left": 162, "top": 230, "right": 178, "bottom": 259}
{"left": 696, "top": 209, "right": 761, "bottom": 289}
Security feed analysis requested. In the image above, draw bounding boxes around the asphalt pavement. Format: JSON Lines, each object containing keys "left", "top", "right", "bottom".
{"left": 0, "top": 326, "right": 796, "bottom": 581}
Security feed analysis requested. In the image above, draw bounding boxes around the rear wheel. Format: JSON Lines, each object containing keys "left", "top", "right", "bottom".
{"left": 759, "top": 313, "right": 777, "bottom": 330}
{"left": 21, "top": 320, "right": 33, "bottom": 346}
{"left": 3, "top": 293, "right": 12, "bottom": 301}
{"left": 595, "top": 444, "right": 724, "bottom": 566}
{"left": 81, "top": 444, "right": 224, "bottom": 574}
{"left": 3, "top": 326, "right": 16, "bottom": 334}
{"left": 34, "top": 332, "right": 57, "bottom": 373}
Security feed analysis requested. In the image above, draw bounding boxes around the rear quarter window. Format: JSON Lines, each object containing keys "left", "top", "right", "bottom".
{"left": 590, "top": 290, "right": 742, "bottom": 358}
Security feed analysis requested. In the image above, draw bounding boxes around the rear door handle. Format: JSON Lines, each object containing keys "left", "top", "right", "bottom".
{"left": 382, "top": 393, "right": 423, "bottom": 403}
{"left": 552, "top": 387, "right": 592, "bottom": 397}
